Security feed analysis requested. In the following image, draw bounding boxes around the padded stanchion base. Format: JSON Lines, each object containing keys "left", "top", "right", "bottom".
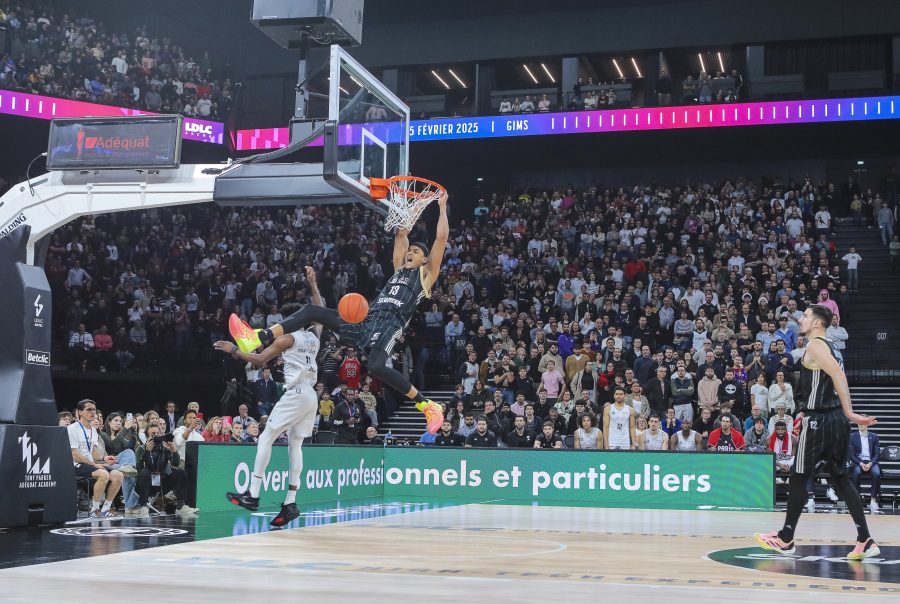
{"left": 0, "top": 424, "right": 76, "bottom": 527}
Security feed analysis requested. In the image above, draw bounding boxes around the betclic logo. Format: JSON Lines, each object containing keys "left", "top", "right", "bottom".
{"left": 25, "top": 349, "right": 51, "bottom": 366}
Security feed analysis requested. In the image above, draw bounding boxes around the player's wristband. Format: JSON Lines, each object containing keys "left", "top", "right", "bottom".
{"left": 231, "top": 344, "right": 239, "bottom": 354}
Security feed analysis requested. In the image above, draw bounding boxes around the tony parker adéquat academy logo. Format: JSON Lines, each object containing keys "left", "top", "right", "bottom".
{"left": 709, "top": 546, "right": 900, "bottom": 584}
{"left": 18, "top": 432, "right": 55, "bottom": 489}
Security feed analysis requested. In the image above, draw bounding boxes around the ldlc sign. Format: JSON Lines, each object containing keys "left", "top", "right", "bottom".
{"left": 185, "top": 122, "right": 213, "bottom": 135}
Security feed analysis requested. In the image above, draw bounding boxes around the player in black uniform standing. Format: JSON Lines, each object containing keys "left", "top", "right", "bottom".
{"left": 755, "top": 304, "right": 880, "bottom": 560}
{"left": 241, "top": 190, "right": 450, "bottom": 433}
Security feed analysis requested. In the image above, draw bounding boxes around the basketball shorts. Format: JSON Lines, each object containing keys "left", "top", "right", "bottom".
{"left": 792, "top": 407, "right": 850, "bottom": 476}
{"left": 74, "top": 463, "right": 97, "bottom": 479}
{"left": 338, "top": 313, "right": 405, "bottom": 355}
{"left": 266, "top": 384, "right": 318, "bottom": 438}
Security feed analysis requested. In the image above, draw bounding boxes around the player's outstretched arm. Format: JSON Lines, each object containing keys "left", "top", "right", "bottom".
{"left": 305, "top": 266, "right": 324, "bottom": 338}
{"left": 393, "top": 227, "right": 410, "bottom": 272}
{"left": 602, "top": 407, "right": 610, "bottom": 449}
{"left": 214, "top": 335, "right": 293, "bottom": 368}
{"left": 306, "top": 266, "right": 323, "bottom": 308}
{"left": 629, "top": 408, "right": 637, "bottom": 449}
{"left": 809, "top": 338, "right": 877, "bottom": 427}
{"left": 424, "top": 190, "right": 449, "bottom": 290}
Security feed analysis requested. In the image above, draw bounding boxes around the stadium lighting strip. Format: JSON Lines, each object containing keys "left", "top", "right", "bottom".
{"left": 0, "top": 89, "right": 224, "bottom": 144}
{"left": 630, "top": 58, "right": 643, "bottom": 78}
{"left": 431, "top": 70, "right": 451, "bottom": 90}
{"left": 235, "top": 94, "right": 900, "bottom": 150}
{"left": 540, "top": 63, "right": 556, "bottom": 83}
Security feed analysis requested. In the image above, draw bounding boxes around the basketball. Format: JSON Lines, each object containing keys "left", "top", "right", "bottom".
{"left": 338, "top": 293, "right": 369, "bottom": 324}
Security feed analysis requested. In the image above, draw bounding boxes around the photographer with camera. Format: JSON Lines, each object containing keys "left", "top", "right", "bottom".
{"left": 332, "top": 387, "right": 366, "bottom": 444}
{"left": 135, "top": 424, "right": 198, "bottom": 515}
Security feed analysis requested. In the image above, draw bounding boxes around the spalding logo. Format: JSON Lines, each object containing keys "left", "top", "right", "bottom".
{"left": 185, "top": 122, "right": 213, "bottom": 135}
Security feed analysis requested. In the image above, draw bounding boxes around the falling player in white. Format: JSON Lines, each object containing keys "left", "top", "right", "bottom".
{"left": 215, "top": 266, "right": 323, "bottom": 528}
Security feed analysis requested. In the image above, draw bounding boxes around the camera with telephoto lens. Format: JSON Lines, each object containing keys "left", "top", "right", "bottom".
{"left": 152, "top": 433, "right": 175, "bottom": 445}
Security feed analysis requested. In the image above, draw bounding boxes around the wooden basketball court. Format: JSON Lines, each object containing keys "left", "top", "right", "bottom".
{"left": 2, "top": 504, "right": 898, "bottom": 602}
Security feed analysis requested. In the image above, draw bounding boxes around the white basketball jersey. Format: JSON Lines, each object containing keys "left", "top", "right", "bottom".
{"left": 283, "top": 329, "right": 320, "bottom": 389}
{"left": 675, "top": 430, "right": 699, "bottom": 451}
{"left": 643, "top": 430, "right": 665, "bottom": 450}
{"left": 608, "top": 404, "right": 631, "bottom": 448}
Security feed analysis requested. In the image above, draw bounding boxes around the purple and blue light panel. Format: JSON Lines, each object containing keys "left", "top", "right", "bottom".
{"left": 0, "top": 90, "right": 225, "bottom": 144}
{"left": 236, "top": 95, "right": 900, "bottom": 150}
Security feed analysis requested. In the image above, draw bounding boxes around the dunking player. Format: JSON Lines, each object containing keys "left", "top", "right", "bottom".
{"left": 233, "top": 190, "right": 449, "bottom": 433}
{"left": 755, "top": 304, "right": 880, "bottom": 559}
{"left": 214, "top": 266, "right": 323, "bottom": 527}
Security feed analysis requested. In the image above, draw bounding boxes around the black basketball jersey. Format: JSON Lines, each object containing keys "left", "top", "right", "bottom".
{"left": 369, "top": 266, "right": 430, "bottom": 324}
{"left": 799, "top": 336, "right": 843, "bottom": 412}
{"left": 713, "top": 430, "right": 735, "bottom": 452}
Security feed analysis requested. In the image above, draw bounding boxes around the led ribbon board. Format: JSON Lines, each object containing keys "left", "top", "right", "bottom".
{"left": 0, "top": 90, "right": 224, "bottom": 144}
{"left": 236, "top": 95, "right": 900, "bottom": 150}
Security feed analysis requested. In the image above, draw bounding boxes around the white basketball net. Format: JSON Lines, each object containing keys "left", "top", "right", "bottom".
{"left": 382, "top": 177, "right": 444, "bottom": 232}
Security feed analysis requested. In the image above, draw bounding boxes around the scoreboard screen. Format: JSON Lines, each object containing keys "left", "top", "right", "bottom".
{"left": 47, "top": 115, "right": 182, "bottom": 170}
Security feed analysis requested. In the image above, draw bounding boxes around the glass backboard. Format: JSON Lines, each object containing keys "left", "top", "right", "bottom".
{"left": 324, "top": 45, "right": 409, "bottom": 202}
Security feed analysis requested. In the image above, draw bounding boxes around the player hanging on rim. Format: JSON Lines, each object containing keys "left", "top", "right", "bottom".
{"left": 231, "top": 190, "right": 449, "bottom": 434}
{"left": 214, "top": 266, "right": 324, "bottom": 527}
{"left": 754, "top": 303, "right": 880, "bottom": 560}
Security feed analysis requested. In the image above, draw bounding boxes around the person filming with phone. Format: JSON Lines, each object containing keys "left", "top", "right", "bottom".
{"left": 135, "top": 424, "right": 197, "bottom": 515}
{"left": 173, "top": 409, "right": 205, "bottom": 459}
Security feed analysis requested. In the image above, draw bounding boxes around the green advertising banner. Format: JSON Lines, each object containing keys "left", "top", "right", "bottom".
{"left": 194, "top": 444, "right": 384, "bottom": 512}
{"left": 383, "top": 448, "right": 774, "bottom": 510}
{"left": 193, "top": 445, "right": 774, "bottom": 513}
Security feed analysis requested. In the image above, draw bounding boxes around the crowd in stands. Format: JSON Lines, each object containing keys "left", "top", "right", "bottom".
{"left": 61, "top": 399, "right": 200, "bottom": 517}
{"left": 499, "top": 94, "right": 552, "bottom": 114}
{"left": 47, "top": 171, "right": 900, "bottom": 456}
{"left": 58, "top": 380, "right": 386, "bottom": 516}
{"left": 557, "top": 68, "right": 744, "bottom": 112}
{"left": 484, "top": 66, "right": 747, "bottom": 116}
{"left": 679, "top": 69, "right": 744, "bottom": 104}
{"left": 422, "top": 177, "right": 893, "bottom": 454}
{"left": 564, "top": 77, "right": 624, "bottom": 111}
{"left": 0, "top": 1, "right": 234, "bottom": 120}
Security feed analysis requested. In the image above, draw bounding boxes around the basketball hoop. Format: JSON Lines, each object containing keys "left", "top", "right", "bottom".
{"left": 370, "top": 175, "right": 446, "bottom": 232}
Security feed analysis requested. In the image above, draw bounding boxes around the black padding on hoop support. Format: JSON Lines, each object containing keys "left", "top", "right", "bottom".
{"left": 0, "top": 226, "right": 57, "bottom": 426}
